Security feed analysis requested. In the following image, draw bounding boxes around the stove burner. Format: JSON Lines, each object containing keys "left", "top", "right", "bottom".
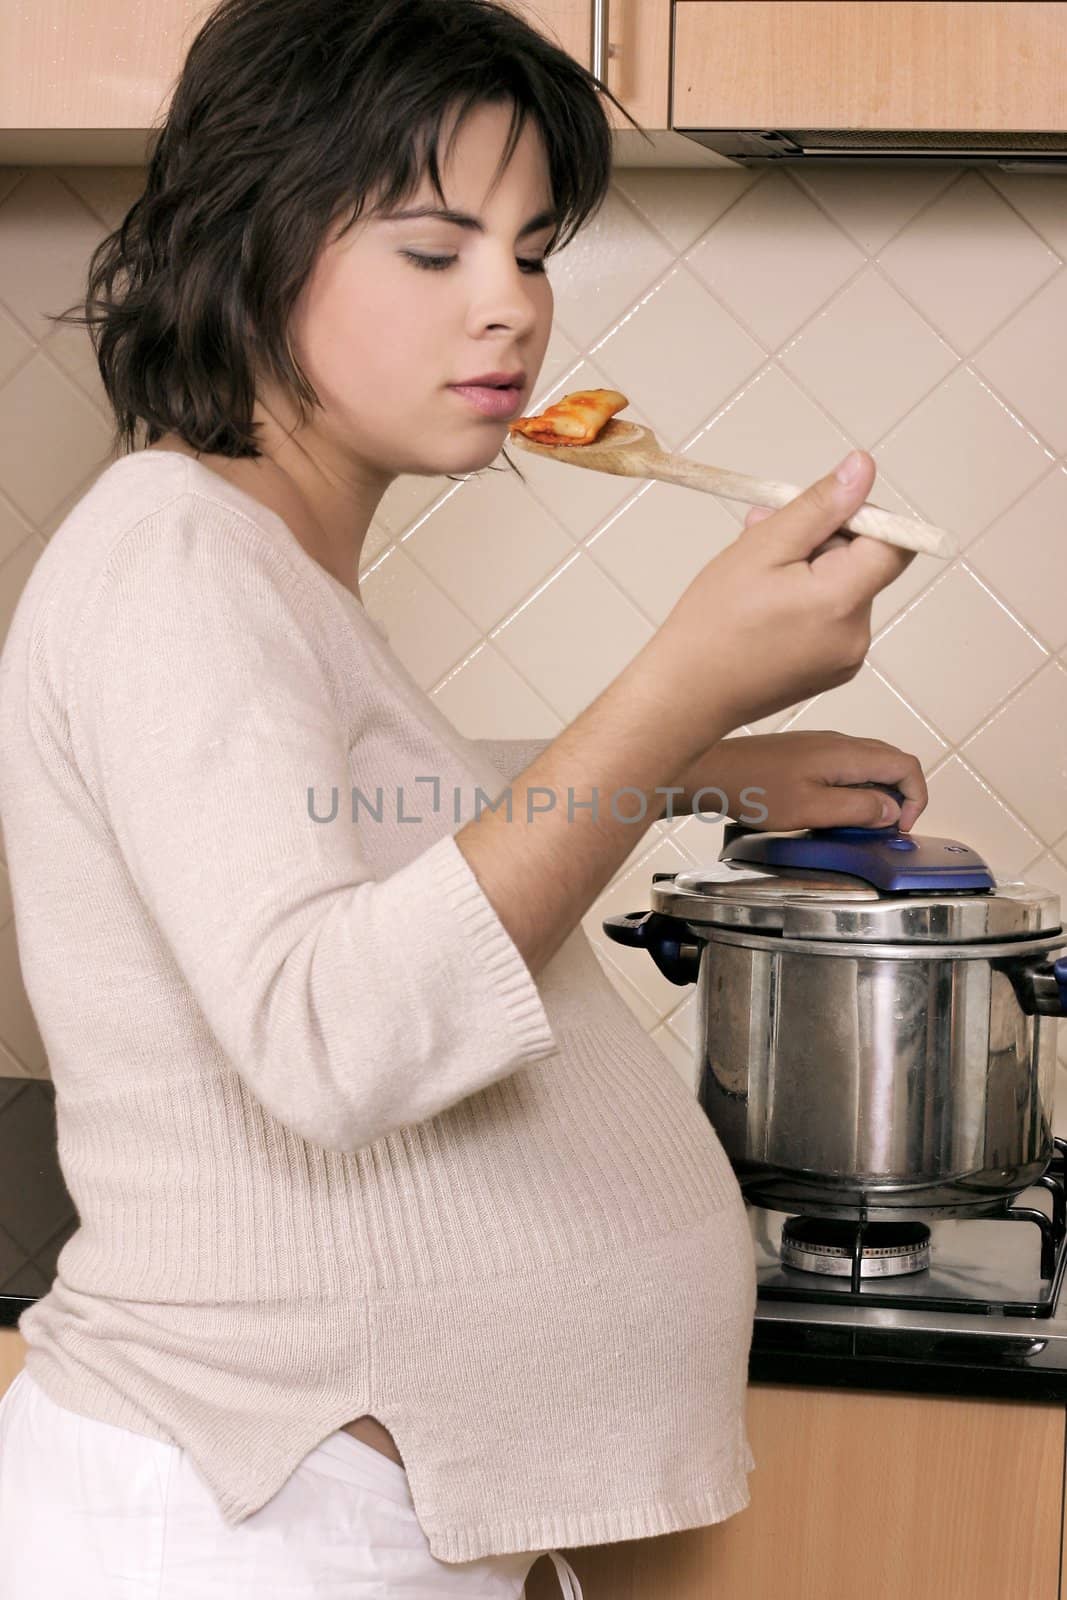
{"left": 781, "top": 1217, "right": 931, "bottom": 1279}
{"left": 754, "top": 1141, "right": 1067, "bottom": 1316}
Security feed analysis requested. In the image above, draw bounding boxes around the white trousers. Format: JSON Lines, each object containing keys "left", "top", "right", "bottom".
{"left": 0, "top": 1370, "right": 583, "bottom": 1599}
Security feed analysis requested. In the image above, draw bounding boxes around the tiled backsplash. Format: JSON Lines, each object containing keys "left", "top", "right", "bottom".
{"left": 1, "top": 161, "right": 1066, "bottom": 1110}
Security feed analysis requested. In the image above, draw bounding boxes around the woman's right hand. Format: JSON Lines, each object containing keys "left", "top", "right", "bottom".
{"left": 644, "top": 449, "right": 913, "bottom": 758}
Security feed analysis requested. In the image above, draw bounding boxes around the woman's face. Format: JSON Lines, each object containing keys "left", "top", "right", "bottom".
{"left": 285, "top": 99, "right": 556, "bottom": 479}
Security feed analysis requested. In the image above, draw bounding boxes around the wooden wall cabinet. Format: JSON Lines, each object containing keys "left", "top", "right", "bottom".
{"left": 673, "top": 2, "right": 1067, "bottom": 133}
{"left": 2, "top": 1325, "right": 1063, "bottom": 1600}
{"left": 506, "top": 2, "right": 670, "bottom": 130}
{"left": 4, "top": 1, "right": 1066, "bottom": 163}
{"left": 0, "top": 1, "right": 215, "bottom": 132}
{"left": 0, "top": 0, "right": 671, "bottom": 159}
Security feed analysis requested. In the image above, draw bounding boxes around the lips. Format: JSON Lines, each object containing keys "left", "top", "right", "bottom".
{"left": 448, "top": 383, "right": 525, "bottom": 420}
{"left": 454, "top": 370, "right": 526, "bottom": 389}
{"left": 447, "top": 369, "right": 526, "bottom": 420}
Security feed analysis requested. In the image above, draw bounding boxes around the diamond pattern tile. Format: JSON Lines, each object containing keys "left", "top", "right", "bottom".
{"left": 590, "top": 265, "right": 763, "bottom": 450}
{"left": 963, "top": 662, "right": 1067, "bottom": 844}
{"left": 984, "top": 171, "right": 1067, "bottom": 262}
{"left": 0, "top": 170, "right": 25, "bottom": 209}
{"left": 967, "top": 467, "right": 1067, "bottom": 652}
{"left": 55, "top": 167, "right": 146, "bottom": 232}
{"left": 401, "top": 463, "right": 574, "bottom": 634}
{"left": 546, "top": 185, "right": 674, "bottom": 348}
{"left": 650, "top": 1021, "right": 696, "bottom": 1090}
{"left": 591, "top": 949, "right": 662, "bottom": 1034}
{"left": 685, "top": 171, "right": 865, "bottom": 350}
{"left": 920, "top": 756, "right": 1041, "bottom": 879}
{"left": 869, "top": 549, "right": 953, "bottom": 640}
{"left": 1024, "top": 851, "right": 1067, "bottom": 911}
{"left": 793, "top": 166, "right": 958, "bottom": 255}
{"left": 663, "top": 991, "right": 700, "bottom": 1055}
{"left": 780, "top": 268, "right": 956, "bottom": 449}
{"left": 876, "top": 366, "right": 1053, "bottom": 546}
{"left": 877, "top": 172, "right": 1061, "bottom": 356}
{"left": 972, "top": 269, "right": 1067, "bottom": 457}
{"left": 685, "top": 363, "right": 852, "bottom": 522}
{"left": 612, "top": 166, "right": 756, "bottom": 255}
{"left": 0, "top": 172, "right": 108, "bottom": 343}
{"left": 0, "top": 353, "right": 112, "bottom": 525}
{"left": 430, "top": 640, "right": 562, "bottom": 742}
{"left": 38, "top": 462, "right": 116, "bottom": 541}
{"left": 526, "top": 323, "right": 582, "bottom": 410}
{"left": 656, "top": 810, "right": 729, "bottom": 863}
{"left": 40, "top": 319, "right": 110, "bottom": 417}
{"left": 782, "top": 663, "right": 948, "bottom": 772}
{"left": 358, "top": 544, "right": 481, "bottom": 691}
{"left": 360, "top": 516, "right": 394, "bottom": 570}
{"left": 871, "top": 566, "right": 1048, "bottom": 745}
{"left": 587, "top": 476, "right": 741, "bottom": 625}
{"left": 2, "top": 160, "right": 1067, "bottom": 1079}
{"left": 490, "top": 550, "right": 655, "bottom": 724}
{"left": 0, "top": 304, "right": 33, "bottom": 389}
{"left": 371, "top": 472, "right": 451, "bottom": 540}
{"left": 0, "top": 492, "right": 33, "bottom": 568}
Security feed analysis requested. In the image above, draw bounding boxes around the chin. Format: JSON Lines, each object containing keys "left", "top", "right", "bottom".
{"left": 420, "top": 434, "right": 513, "bottom": 477}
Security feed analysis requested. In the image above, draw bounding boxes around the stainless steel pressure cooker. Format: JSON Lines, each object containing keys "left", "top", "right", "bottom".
{"left": 604, "top": 820, "right": 1067, "bottom": 1220}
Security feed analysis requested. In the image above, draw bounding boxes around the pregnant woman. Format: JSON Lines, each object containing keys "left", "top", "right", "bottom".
{"left": 0, "top": 1, "right": 925, "bottom": 1595}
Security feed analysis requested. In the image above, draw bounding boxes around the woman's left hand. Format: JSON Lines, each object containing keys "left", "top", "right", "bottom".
{"left": 676, "top": 730, "right": 928, "bottom": 833}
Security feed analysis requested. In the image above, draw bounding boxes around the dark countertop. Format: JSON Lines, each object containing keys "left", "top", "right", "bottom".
{"left": 749, "top": 1317, "right": 1067, "bottom": 1404}
{"left": 5, "top": 1074, "right": 1067, "bottom": 1406}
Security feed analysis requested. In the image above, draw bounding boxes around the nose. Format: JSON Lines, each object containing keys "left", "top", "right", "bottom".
{"left": 468, "top": 249, "right": 546, "bottom": 341}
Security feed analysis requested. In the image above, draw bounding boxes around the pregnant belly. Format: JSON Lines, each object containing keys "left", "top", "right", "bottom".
{"left": 341, "top": 1414, "right": 406, "bottom": 1468}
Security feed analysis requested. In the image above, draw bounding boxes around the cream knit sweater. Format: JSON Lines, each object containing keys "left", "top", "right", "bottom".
{"left": 0, "top": 450, "right": 755, "bottom": 1564}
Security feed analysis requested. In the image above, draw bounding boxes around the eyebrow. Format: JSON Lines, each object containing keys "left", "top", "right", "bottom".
{"left": 381, "top": 205, "right": 558, "bottom": 239}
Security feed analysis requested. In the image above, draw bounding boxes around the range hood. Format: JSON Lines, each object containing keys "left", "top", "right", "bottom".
{"left": 672, "top": 3, "right": 1067, "bottom": 172}
{"left": 675, "top": 129, "right": 1067, "bottom": 174}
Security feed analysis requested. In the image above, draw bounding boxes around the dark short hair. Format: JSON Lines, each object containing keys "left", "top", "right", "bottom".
{"left": 51, "top": 0, "right": 642, "bottom": 460}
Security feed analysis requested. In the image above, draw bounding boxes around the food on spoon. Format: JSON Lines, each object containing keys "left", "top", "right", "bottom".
{"left": 508, "top": 388, "right": 628, "bottom": 446}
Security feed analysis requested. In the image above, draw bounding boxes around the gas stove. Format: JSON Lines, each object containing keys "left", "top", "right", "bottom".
{"left": 746, "top": 1139, "right": 1067, "bottom": 1400}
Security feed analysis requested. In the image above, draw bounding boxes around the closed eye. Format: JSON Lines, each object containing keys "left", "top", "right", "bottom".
{"left": 401, "top": 252, "right": 547, "bottom": 275}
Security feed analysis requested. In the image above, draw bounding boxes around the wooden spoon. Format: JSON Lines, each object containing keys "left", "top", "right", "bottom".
{"left": 508, "top": 419, "right": 957, "bottom": 560}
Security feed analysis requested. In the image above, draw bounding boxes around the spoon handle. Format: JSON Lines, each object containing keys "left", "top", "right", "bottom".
{"left": 647, "top": 451, "right": 957, "bottom": 559}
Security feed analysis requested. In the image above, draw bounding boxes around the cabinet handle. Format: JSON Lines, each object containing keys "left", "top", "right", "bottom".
{"left": 591, "top": 0, "right": 609, "bottom": 83}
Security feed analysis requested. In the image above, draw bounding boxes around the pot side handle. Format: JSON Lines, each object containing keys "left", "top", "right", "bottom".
{"left": 1001, "top": 952, "right": 1067, "bottom": 1016}
{"left": 601, "top": 904, "right": 702, "bottom": 986}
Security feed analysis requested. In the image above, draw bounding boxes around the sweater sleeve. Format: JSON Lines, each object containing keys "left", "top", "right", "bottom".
{"left": 66, "top": 512, "right": 560, "bottom": 1153}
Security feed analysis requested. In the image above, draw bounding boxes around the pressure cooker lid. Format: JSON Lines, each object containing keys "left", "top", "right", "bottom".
{"left": 648, "top": 824, "right": 1061, "bottom": 942}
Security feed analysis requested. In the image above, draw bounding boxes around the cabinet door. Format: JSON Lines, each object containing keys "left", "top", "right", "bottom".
{"left": 673, "top": 2, "right": 1067, "bottom": 132}
{"left": 508, "top": 2, "right": 670, "bottom": 129}
{"left": 0, "top": 1, "right": 214, "bottom": 129}
{"left": 504, "top": 3, "right": 591, "bottom": 68}
{"left": 0, "top": 1328, "right": 27, "bottom": 1397}
{"left": 524, "top": 1385, "right": 1065, "bottom": 1600}
{"left": 1, "top": 0, "right": 669, "bottom": 133}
